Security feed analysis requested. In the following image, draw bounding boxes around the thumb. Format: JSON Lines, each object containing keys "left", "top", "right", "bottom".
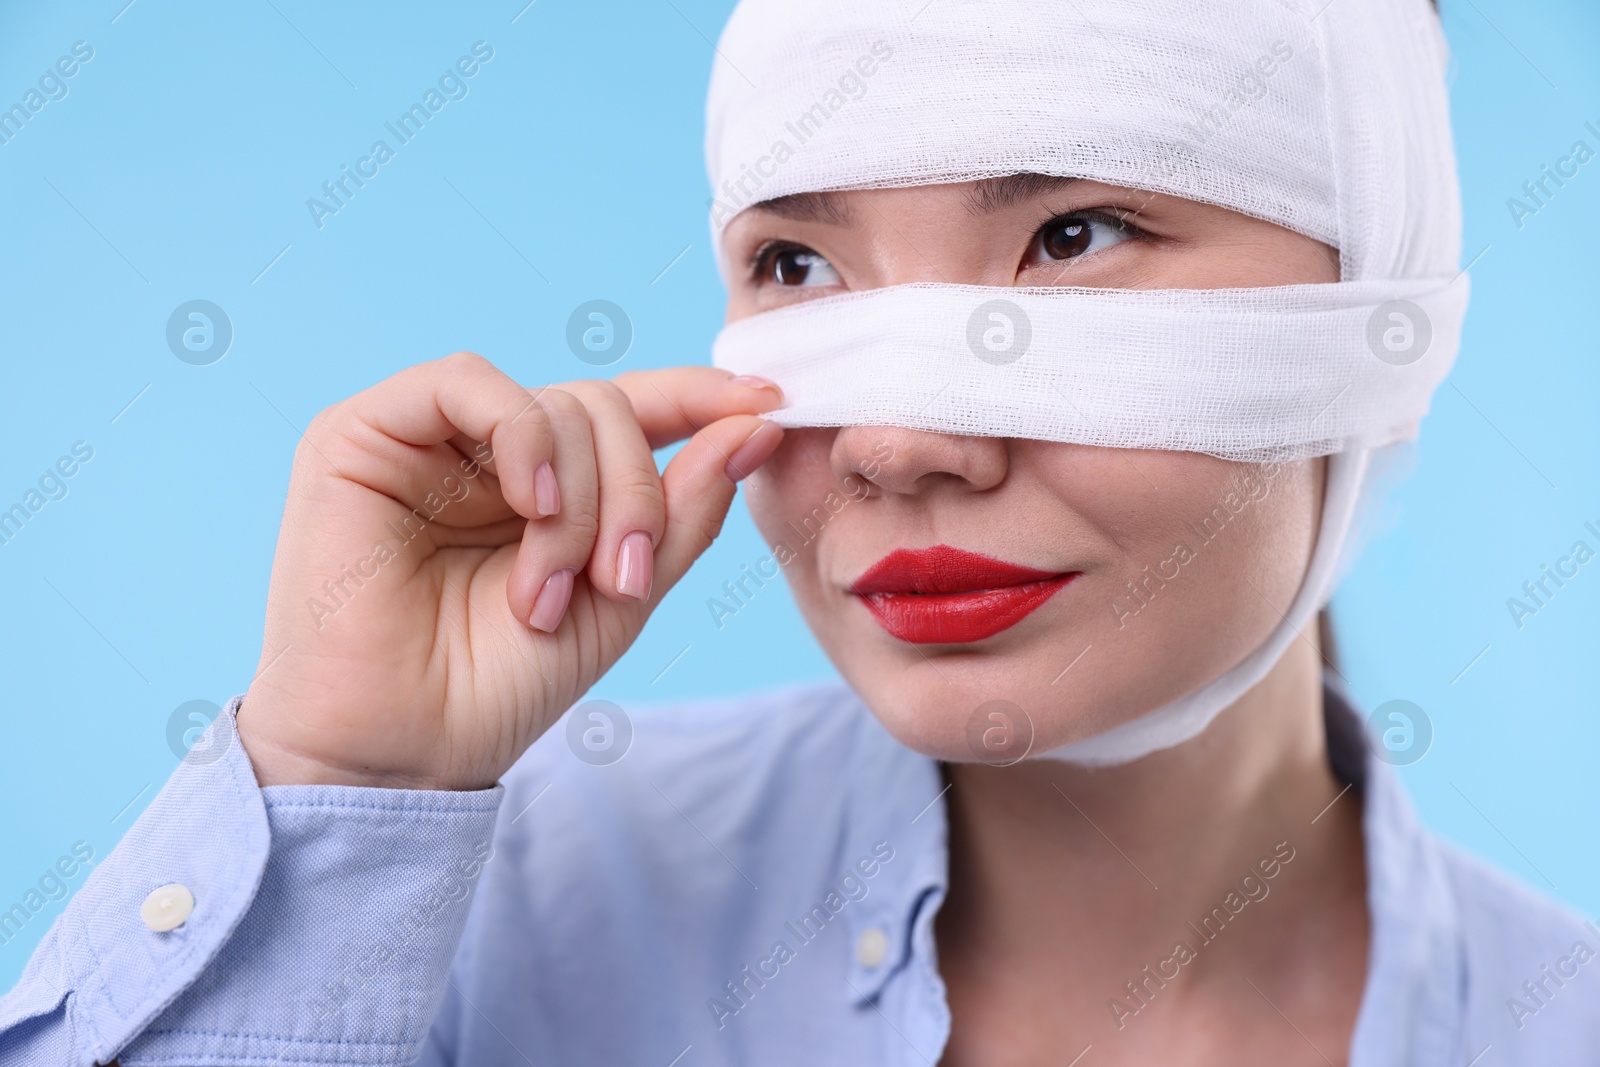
{"left": 650, "top": 415, "right": 784, "bottom": 594}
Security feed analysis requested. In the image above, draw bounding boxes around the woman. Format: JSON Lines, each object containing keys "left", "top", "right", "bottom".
{"left": 3, "top": 0, "right": 1595, "bottom": 1064}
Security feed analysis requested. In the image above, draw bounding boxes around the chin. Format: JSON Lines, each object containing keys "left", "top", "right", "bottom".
{"left": 807, "top": 584, "right": 1248, "bottom": 761}
{"left": 833, "top": 653, "right": 1115, "bottom": 765}
{"left": 849, "top": 684, "right": 977, "bottom": 761}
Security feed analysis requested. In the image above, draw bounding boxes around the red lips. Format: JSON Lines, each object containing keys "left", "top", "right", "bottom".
{"left": 849, "top": 545, "right": 1077, "bottom": 644}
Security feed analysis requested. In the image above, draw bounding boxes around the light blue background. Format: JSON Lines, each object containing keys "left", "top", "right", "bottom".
{"left": 1, "top": 0, "right": 1595, "bottom": 986}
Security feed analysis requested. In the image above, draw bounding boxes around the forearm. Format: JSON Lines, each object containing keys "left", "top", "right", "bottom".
{"left": 0, "top": 697, "right": 502, "bottom": 1067}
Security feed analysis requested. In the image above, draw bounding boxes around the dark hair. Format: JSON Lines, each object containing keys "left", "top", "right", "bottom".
{"left": 1317, "top": 608, "right": 1340, "bottom": 672}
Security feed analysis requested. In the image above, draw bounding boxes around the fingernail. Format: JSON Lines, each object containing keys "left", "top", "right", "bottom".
{"left": 728, "top": 374, "right": 783, "bottom": 400}
{"left": 616, "top": 531, "right": 654, "bottom": 601}
{"left": 534, "top": 462, "right": 560, "bottom": 517}
{"left": 528, "top": 568, "right": 576, "bottom": 632}
{"left": 724, "top": 421, "right": 784, "bottom": 483}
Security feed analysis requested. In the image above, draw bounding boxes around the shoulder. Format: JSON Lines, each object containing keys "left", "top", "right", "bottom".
{"left": 1439, "top": 841, "right": 1595, "bottom": 965}
{"left": 504, "top": 679, "right": 878, "bottom": 796}
{"left": 1433, "top": 838, "right": 1600, "bottom": 1057}
{"left": 488, "top": 679, "right": 899, "bottom": 885}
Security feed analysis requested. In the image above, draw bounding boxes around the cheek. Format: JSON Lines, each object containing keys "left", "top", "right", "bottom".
{"left": 1082, "top": 452, "right": 1320, "bottom": 641}
{"left": 742, "top": 429, "right": 840, "bottom": 568}
{"left": 1059, "top": 450, "right": 1315, "bottom": 560}
{"left": 1017, "top": 447, "right": 1319, "bottom": 697}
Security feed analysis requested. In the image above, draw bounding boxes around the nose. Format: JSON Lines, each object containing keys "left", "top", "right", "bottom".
{"left": 831, "top": 424, "right": 1009, "bottom": 497}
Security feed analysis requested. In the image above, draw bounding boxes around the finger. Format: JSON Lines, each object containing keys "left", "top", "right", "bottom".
{"left": 611, "top": 367, "right": 782, "bottom": 449}
{"left": 649, "top": 415, "right": 785, "bottom": 597}
{"left": 323, "top": 352, "right": 554, "bottom": 522}
{"left": 558, "top": 379, "right": 667, "bottom": 603}
{"left": 505, "top": 388, "right": 601, "bottom": 631}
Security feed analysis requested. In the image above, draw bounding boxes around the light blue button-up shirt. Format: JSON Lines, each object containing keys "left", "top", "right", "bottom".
{"left": 3, "top": 679, "right": 1597, "bottom": 1065}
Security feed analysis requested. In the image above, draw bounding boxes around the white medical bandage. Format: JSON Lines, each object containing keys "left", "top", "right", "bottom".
{"left": 714, "top": 279, "right": 1465, "bottom": 463}
{"left": 703, "top": 0, "right": 1466, "bottom": 764}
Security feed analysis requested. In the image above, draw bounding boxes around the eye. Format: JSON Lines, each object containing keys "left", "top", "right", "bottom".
{"left": 755, "top": 243, "right": 842, "bottom": 288}
{"left": 1022, "top": 212, "right": 1133, "bottom": 266}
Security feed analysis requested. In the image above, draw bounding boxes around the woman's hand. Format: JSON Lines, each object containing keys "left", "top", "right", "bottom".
{"left": 236, "top": 353, "right": 783, "bottom": 790}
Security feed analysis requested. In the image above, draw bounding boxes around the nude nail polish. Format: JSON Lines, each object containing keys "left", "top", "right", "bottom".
{"left": 724, "top": 421, "right": 783, "bottom": 482}
{"left": 528, "top": 568, "right": 576, "bottom": 632}
{"left": 616, "top": 531, "right": 654, "bottom": 600}
{"left": 534, "top": 462, "right": 561, "bottom": 517}
{"left": 728, "top": 374, "right": 783, "bottom": 398}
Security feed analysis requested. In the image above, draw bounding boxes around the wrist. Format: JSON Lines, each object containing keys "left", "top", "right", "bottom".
{"left": 235, "top": 698, "right": 453, "bottom": 791}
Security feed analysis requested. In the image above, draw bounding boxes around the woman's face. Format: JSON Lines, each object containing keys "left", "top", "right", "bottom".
{"left": 721, "top": 178, "right": 1339, "bottom": 761}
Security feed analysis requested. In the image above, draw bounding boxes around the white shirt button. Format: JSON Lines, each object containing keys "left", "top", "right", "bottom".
{"left": 140, "top": 883, "right": 195, "bottom": 932}
{"left": 855, "top": 926, "right": 889, "bottom": 969}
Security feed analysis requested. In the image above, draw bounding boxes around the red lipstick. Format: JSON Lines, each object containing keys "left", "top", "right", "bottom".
{"left": 850, "top": 545, "right": 1077, "bottom": 644}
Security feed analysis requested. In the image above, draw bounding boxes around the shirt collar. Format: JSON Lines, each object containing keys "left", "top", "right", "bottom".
{"left": 837, "top": 675, "right": 1471, "bottom": 1050}
{"left": 839, "top": 692, "right": 948, "bottom": 1005}
{"left": 1328, "top": 678, "right": 1470, "bottom": 1063}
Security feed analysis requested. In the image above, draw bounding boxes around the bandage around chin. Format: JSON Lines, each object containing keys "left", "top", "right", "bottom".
{"left": 713, "top": 278, "right": 1464, "bottom": 461}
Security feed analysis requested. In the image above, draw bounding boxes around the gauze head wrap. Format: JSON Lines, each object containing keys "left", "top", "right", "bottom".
{"left": 705, "top": 0, "right": 1466, "bottom": 764}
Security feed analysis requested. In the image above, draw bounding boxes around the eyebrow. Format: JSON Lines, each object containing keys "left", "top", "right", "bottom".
{"left": 749, "top": 191, "right": 854, "bottom": 225}
{"left": 964, "top": 173, "right": 1080, "bottom": 214}
{"left": 749, "top": 173, "right": 1080, "bottom": 225}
